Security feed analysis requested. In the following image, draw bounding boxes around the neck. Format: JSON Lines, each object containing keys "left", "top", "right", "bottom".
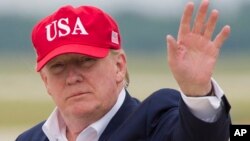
{"left": 66, "top": 126, "right": 81, "bottom": 141}
{"left": 57, "top": 111, "right": 96, "bottom": 140}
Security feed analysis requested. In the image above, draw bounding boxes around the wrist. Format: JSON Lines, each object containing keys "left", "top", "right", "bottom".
{"left": 181, "top": 81, "right": 213, "bottom": 97}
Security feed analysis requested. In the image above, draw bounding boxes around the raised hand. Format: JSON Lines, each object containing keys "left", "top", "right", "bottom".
{"left": 166, "top": 0, "right": 231, "bottom": 96}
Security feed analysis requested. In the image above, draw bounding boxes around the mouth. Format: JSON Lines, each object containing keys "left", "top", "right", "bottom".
{"left": 66, "top": 92, "right": 90, "bottom": 100}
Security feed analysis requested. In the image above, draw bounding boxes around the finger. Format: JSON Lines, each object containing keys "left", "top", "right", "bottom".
{"left": 166, "top": 35, "right": 178, "bottom": 59}
{"left": 204, "top": 9, "right": 219, "bottom": 39}
{"left": 213, "top": 25, "right": 231, "bottom": 49}
{"left": 178, "top": 2, "right": 194, "bottom": 41}
{"left": 192, "top": 0, "right": 209, "bottom": 34}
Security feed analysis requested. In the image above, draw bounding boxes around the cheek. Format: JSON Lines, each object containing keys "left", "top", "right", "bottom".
{"left": 96, "top": 67, "right": 117, "bottom": 87}
{"left": 46, "top": 77, "right": 66, "bottom": 105}
{"left": 91, "top": 67, "right": 118, "bottom": 103}
{"left": 47, "top": 77, "right": 64, "bottom": 92}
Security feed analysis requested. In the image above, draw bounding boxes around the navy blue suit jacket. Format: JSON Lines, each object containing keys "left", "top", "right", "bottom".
{"left": 16, "top": 88, "right": 231, "bottom": 141}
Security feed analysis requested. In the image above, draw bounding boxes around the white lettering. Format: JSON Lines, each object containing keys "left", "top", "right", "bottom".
{"left": 241, "top": 129, "right": 247, "bottom": 136}
{"left": 45, "top": 17, "right": 88, "bottom": 42}
{"left": 234, "top": 129, "right": 241, "bottom": 136}
{"left": 234, "top": 129, "right": 247, "bottom": 136}
{"left": 45, "top": 20, "right": 57, "bottom": 41}
{"left": 58, "top": 18, "right": 70, "bottom": 37}
{"left": 72, "top": 17, "right": 88, "bottom": 35}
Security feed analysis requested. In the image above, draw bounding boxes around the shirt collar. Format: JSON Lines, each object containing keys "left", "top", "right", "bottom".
{"left": 42, "top": 88, "right": 126, "bottom": 141}
{"left": 90, "top": 88, "right": 126, "bottom": 138}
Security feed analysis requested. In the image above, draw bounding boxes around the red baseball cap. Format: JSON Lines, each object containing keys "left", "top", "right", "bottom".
{"left": 32, "top": 5, "right": 121, "bottom": 71}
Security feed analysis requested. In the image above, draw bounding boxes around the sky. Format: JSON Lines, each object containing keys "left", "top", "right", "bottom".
{"left": 0, "top": 0, "right": 249, "bottom": 18}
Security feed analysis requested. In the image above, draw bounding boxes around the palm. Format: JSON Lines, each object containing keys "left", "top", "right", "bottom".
{"left": 167, "top": 1, "right": 230, "bottom": 96}
{"left": 174, "top": 33, "right": 216, "bottom": 84}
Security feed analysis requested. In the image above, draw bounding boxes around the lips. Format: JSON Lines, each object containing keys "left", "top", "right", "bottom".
{"left": 66, "top": 92, "right": 90, "bottom": 100}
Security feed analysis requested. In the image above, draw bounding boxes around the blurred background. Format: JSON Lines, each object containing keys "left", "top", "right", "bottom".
{"left": 0, "top": 0, "right": 249, "bottom": 140}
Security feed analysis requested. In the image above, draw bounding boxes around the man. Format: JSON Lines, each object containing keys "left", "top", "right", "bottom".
{"left": 16, "top": 0, "right": 231, "bottom": 141}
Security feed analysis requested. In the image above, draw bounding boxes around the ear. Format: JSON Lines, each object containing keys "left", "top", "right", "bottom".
{"left": 40, "top": 70, "right": 52, "bottom": 96}
{"left": 115, "top": 51, "right": 127, "bottom": 84}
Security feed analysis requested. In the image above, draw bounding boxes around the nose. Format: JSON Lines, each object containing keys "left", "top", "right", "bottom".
{"left": 65, "top": 65, "right": 83, "bottom": 86}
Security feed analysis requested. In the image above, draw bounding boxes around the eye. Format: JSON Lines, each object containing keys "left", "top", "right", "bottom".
{"left": 51, "top": 63, "right": 64, "bottom": 68}
{"left": 79, "top": 57, "right": 97, "bottom": 67}
{"left": 49, "top": 62, "right": 65, "bottom": 74}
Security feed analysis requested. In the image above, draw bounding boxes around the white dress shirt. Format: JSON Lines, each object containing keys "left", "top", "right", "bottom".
{"left": 42, "top": 79, "right": 224, "bottom": 140}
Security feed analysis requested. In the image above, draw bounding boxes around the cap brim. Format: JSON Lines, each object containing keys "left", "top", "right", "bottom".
{"left": 36, "top": 44, "right": 109, "bottom": 71}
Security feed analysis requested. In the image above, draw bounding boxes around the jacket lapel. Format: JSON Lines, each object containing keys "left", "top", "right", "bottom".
{"left": 99, "top": 90, "right": 140, "bottom": 141}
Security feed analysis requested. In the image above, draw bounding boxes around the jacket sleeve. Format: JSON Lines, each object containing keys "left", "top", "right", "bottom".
{"left": 172, "top": 94, "right": 231, "bottom": 141}
{"left": 108, "top": 88, "right": 231, "bottom": 141}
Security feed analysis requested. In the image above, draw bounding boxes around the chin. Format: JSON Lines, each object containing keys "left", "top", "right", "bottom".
{"left": 67, "top": 102, "right": 101, "bottom": 117}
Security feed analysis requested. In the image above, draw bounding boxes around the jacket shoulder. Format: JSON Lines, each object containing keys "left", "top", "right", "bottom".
{"left": 107, "top": 88, "right": 182, "bottom": 141}
{"left": 16, "top": 121, "right": 48, "bottom": 141}
{"left": 145, "top": 88, "right": 181, "bottom": 108}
